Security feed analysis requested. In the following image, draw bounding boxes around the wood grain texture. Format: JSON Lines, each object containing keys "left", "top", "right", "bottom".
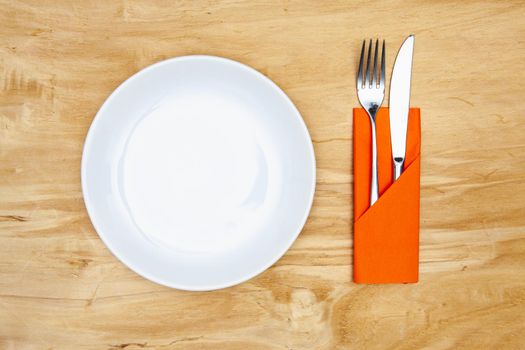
{"left": 1, "top": 1, "right": 525, "bottom": 349}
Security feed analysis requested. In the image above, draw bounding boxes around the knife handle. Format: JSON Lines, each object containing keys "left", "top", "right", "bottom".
{"left": 393, "top": 157, "right": 404, "bottom": 181}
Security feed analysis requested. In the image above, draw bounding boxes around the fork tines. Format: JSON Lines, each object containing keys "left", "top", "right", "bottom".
{"left": 357, "top": 39, "right": 385, "bottom": 90}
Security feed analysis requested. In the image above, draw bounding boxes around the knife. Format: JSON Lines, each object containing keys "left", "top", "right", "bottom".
{"left": 389, "top": 35, "right": 415, "bottom": 181}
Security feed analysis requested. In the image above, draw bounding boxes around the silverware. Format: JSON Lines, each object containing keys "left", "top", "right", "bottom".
{"left": 357, "top": 39, "right": 386, "bottom": 205}
{"left": 389, "top": 35, "right": 415, "bottom": 180}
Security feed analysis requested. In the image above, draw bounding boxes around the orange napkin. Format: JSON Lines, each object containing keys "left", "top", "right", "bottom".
{"left": 353, "top": 107, "right": 421, "bottom": 283}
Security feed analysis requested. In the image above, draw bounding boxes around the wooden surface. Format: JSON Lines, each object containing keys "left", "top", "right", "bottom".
{"left": 1, "top": 1, "right": 525, "bottom": 349}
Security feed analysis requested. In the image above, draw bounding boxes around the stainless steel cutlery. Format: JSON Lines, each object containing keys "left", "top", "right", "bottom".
{"left": 356, "top": 39, "right": 386, "bottom": 205}
{"left": 357, "top": 35, "right": 415, "bottom": 206}
{"left": 389, "top": 35, "right": 415, "bottom": 180}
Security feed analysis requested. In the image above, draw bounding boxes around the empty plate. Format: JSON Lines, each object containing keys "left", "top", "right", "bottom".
{"left": 81, "top": 55, "right": 316, "bottom": 291}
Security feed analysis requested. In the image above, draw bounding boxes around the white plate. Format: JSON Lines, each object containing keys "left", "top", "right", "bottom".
{"left": 81, "top": 55, "right": 316, "bottom": 291}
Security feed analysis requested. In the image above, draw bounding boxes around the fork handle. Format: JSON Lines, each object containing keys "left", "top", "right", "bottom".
{"left": 369, "top": 117, "right": 379, "bottom": 205}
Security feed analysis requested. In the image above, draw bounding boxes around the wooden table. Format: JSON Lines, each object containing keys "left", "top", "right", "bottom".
{"left": 1, "top": 1, "right": 524, "bottom": 349}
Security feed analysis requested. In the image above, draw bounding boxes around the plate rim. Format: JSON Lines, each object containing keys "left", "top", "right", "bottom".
{"left": 81, "top": 55, "right": 316, "bottom": 291}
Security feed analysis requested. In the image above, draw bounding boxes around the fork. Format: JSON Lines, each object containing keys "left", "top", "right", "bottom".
{"left": 357, "top": 39, "right": 385, "bottom": 206}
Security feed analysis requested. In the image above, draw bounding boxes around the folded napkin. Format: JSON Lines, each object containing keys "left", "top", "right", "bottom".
{"left": 353, "top": 107, "right": 421, "bottom": 283}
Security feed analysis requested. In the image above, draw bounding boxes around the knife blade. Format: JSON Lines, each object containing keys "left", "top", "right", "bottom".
{"left": 389, "top": 35, "right": 415, "bottom": 181}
